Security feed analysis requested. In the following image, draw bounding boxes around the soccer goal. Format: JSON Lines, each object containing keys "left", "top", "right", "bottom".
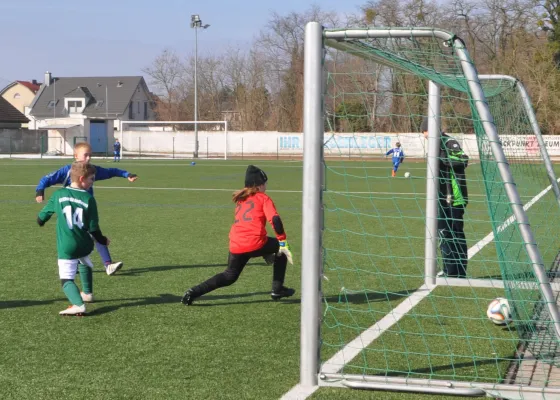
{"left": 295, "top": 23, "right": 560, "bottom": 400}
{"left": 118, "top": 120, "right": 228, "bottom": 159}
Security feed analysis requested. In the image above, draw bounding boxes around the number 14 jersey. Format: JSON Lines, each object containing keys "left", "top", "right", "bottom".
{"left": 229, "top": 192, "right": 286, "bottom": 254}
{"left": 38, "top": 187, "right": 100, "bottom": 259}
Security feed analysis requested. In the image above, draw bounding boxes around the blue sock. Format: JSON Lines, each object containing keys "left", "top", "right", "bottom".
{"left": 95, "top": 241, "right": 112, "bottom": 265}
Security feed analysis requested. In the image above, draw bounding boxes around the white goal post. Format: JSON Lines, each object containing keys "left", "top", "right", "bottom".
{"left": 118, "top": 120, "right": 229, "bottom": 159}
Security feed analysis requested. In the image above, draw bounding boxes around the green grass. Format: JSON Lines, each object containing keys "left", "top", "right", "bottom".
{"left": 0, "top": 157, "right": 557, "bottom": 399}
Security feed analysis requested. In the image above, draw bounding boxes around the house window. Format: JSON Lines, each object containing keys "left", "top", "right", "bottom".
{"left": 47, "top": 100, "right": 58, "bottom": 108}
{"left": 137, "top": 102, "right": 140, "bottom": 113}
{"left": 13, "top": 93, "right": 21, "bottom": 99}
{"left": 144, "top": 102, "right": 148, "bottom": 120}
{"left": 68, "top": 100, "right": 83, "bottom": 113}
{"left": 128, "top": 102, "right": 133, "bottom": 119}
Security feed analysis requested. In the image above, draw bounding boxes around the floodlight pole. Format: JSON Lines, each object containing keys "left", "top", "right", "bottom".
{"left": 191, "top": 14, "right": 210, "bottom": 158}
{"left": 106, "top": 85, "right": 109, "bottom": 119}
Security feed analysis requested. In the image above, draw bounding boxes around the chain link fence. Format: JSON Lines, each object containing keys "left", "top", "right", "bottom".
{"left": 0, "top": 129, "right": 49, "bottom": 156}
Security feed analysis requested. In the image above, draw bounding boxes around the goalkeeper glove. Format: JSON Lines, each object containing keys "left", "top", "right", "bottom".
{"left": 278, "top": 241, "right": 293, "bottom": 265}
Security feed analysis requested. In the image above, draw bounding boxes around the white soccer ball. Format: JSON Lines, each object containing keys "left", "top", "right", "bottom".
{"left": 487, "top": 297, "right": 512, "bottom": 325}
{"left": 404, "top": 172, "right": 410, "bottom": 178}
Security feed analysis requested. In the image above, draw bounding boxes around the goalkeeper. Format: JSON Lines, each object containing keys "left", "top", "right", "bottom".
{"left": 421, "top": 118, "right": 469, "bottom": 278}
{"left": 181, "top": 165, "right": 295, "bottom": 305}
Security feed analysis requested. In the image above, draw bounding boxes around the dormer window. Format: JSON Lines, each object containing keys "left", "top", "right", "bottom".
{"left": 64, "top": 97, "right": 85, "bottom": 113}
{"left": 68, "top": 100, "right": 83, "bottom": 113}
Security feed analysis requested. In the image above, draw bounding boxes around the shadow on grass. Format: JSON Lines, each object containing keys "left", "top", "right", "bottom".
{"left": 0, "top": 298, "right": 67, "bottom": 309}
{"left": 1, "top": 288, "right": 417, "bottom": 314}
{"left": 473, "top": 274, "right": 503, "bottom": 280}
{"left": 105, "top": 262, "right": 269, "bottom": 276}
{"left": 382, "top": 357, "right": 505, "bottom": 378}
{"left": 87, "top": 291, "right": 292, "bottom": 315}
{"left": 324, "top": 289, "right": 417, "bottom": 305}
{"left": 90, "top": 288, "right": 417, "bottom": 315}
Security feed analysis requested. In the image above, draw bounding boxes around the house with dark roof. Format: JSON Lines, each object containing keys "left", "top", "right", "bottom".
{"left": 0, "top": 95, "right": 29, "bottom": 128}
{"left": 0, "top": 80, "right": 41, "bottom": 117}
{"left": 27, "top": 72, "right": 155, "bottom": 154}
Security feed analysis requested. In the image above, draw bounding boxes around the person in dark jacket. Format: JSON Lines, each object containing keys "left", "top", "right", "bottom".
{"left": 421, "top": 118, "right": 469, "bottom": 278}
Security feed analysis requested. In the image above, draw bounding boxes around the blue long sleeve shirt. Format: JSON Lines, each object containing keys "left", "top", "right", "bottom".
{"left": 386, "top": 147, "right": 405, "bottom": 164}
{"left": 36, "top": 164, "right": 130, "bottom": 196}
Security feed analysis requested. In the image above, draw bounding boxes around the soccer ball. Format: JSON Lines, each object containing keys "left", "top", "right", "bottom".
{"left": 404, "top": 172, "right": 410, "bottom": 178}
{"left": 191, "top": 161, "right": 196, "bottom": 166}
{"left": 487, "top": 297, "right": 512, "bottom": 325}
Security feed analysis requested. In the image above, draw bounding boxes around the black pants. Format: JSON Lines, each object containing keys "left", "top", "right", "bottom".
{"left": 438, "top": 203, "right": 467, "bottom": 277}
{"left": 189, "top": 237, "right": 288, "bottom": 298}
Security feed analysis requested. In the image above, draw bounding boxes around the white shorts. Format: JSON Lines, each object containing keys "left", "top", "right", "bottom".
{"left": 58, "top": 256, "right": 94, "bottom": 280}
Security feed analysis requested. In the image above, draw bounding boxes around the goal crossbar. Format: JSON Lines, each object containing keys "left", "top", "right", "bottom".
{"left": 118, "top": 120, "right": 229, "bottom": 160}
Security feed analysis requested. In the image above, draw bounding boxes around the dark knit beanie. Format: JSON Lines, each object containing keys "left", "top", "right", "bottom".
{"left": 245, "top": 165, "right": 268, "bottom": 187}
{"left": 420, "top": 117, "right": 429, "bottom": 133}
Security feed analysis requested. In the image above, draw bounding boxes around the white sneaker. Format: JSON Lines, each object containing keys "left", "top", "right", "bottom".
{"left": 80, "top": 292, "right": 94, "bottom": 303}
{"left": 59, "top": 304, "right": 86, "bottom": 316}
{"left": 106, "top": 261, "right": 123, "bottom": 276}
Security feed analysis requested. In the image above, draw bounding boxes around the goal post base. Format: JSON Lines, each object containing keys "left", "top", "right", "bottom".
{"left": 319, "top": 373, "right": 560, "bottom": 400}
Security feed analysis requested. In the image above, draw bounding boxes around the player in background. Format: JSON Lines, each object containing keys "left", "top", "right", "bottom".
{"left": 113, "top": 138, "right": 121, "bottom": 162}
{"left": 181, "top": 165, "right": 295, "bottom": 306}
{"left": 35, "top": 142, "right": 137, "bottom": 275}
{"left": 386, "top": 142, "right": 405, "bottom": 177}
{"left": 37, "top": 162, "right": 110, "bottom": 315}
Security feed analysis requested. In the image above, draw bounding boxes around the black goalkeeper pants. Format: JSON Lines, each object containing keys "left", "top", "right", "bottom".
{"left": 189, "top": 237, "right": 288, "bottom": 298}
{"left": 438, "top": 204, "right": 467, "bottom": 278}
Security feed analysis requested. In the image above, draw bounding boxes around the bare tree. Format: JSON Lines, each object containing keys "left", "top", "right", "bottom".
{"left": 256, "top": 5, "right": 342, "bottom": 131}
{"left": 140, "top": 1, "right": 560, "bottom": 135}
{"left": 142, "top": 49, "right": 190, "bottom": 121}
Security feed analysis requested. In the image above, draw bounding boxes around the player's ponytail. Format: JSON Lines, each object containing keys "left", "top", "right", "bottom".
{"left": 232, "top": 187, "right": 259, "bottom": 203}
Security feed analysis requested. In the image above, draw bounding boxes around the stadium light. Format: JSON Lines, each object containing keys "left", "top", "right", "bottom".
{"left": 191, "top": 14, "right": 210, "bottom": 158}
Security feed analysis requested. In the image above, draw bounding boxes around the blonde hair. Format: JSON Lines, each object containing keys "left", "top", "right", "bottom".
{"left": 74, "top": 142, "right": 92, "bottom": 154}
{"left": 70, "top": 161, "right": 96, "bottom": 184}
{"left": 232, "top": 187, "right": 259, "bottom": 203}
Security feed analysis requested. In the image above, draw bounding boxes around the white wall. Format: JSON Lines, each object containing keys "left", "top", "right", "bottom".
{"left": 118, "top": 130, "right": 560, "bottom": 159}
{"left": 117, "top": 130, "right": 428, "bottom": 157}
{"left": 118, "top": 130, "right": 412, "bottom": 157}
{"left": 31, "top": 118, "right": 86, "bottom": 155}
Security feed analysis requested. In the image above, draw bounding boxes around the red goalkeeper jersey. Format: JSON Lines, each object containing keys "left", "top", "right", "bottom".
{"left": 229, "top": 192, "right": 286, "bottom": 253}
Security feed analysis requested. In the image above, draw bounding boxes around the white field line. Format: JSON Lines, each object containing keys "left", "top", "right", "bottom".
{"left": 0, "top": 184, "right": 513, "bottom": 198}
{"left": 0, "top": 160, "right": 428, "bottom": 170}
{"left": 280, "top": 178, "right": 560, "bottom": 400}
{"left": 467, "top": 178, "right": 558, "bottom": 259}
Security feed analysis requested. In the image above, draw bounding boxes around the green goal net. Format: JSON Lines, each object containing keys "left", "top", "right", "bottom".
{"left": 302, "top": 25, "right": 560, "bottom": 399}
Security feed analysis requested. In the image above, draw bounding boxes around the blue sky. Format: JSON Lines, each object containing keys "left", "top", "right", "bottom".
{"left": 0, "top": 0, "right": 361, "bottom": 89}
